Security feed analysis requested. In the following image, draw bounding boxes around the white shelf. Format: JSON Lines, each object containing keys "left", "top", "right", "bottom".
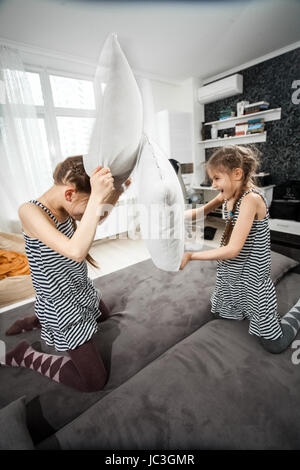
{"left": 197, "top": 131, "right": 267, "bottom": 149}
{"left": 270, "top": 219, "right": 300, "bottom": 236}
{"left": 192, "top": 184, "right": 275, "bottom": 191}
{"left": 204, "top": 108, "right": 281, "bottom": 130}
{"left": 192, "top": 185, "right": 217, "bottom": 191}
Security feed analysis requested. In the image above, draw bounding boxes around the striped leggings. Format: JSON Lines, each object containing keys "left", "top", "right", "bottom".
{"left": 212, "top": 311, "right": 295, "bottom": 354}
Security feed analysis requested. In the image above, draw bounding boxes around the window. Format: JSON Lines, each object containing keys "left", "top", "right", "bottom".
{"left": 50, "top": 75, "right": 95, "bottom": 110}
{"left": 37, "top": 71, "right": 97, "bottom": 162}
{"left": 26, "top": 72, "right": 44, "bottom": 106}
{"left": 26, "top": 68, "right": 131, "bottom": 238}
{"left": 57, "top": 116, "right": 94, "bottom": 157}
{"left": 1, "top": 68, "right": 96, "bottom": 185}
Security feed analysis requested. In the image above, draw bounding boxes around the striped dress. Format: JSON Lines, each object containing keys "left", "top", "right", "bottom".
{"left": 23, "top": 199, "right": 101, "bottom": 352}
{"left": 210, "top": 188, "right": 283, "bottom": 340}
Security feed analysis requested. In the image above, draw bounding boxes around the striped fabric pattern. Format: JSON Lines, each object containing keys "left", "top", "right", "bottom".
{"left": 210, "top": 189, "right": 283, "bottom": 340}
{"left": 23, "top": 200, "right": 101, "bottom": 351}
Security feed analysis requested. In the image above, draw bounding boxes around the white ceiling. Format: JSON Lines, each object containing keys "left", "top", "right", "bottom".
{"left": 0, "top": 0, "right": 299, "bottom": 82}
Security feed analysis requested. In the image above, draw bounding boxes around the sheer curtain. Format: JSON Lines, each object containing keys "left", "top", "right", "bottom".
{"left": 0, "top": 46, "right": 52, "bottom": 233}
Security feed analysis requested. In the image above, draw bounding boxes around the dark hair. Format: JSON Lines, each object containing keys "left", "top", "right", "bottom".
{"left": 206, "top": 145, "right": 261, "bottom": 246}
{"left": 53, "top": 155, "right": 98, "bottom": 268}
{"left": 53, "top": 155, "right": 91, "bottom": 192}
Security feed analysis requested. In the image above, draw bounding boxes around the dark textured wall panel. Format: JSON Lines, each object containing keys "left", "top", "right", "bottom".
{"left": 204, "top": 48, "right": 300, "bottom": 185}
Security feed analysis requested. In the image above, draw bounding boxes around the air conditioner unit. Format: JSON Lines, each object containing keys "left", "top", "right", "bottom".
{"left": 198, "top": 74, "right": 243, "bottom": 104}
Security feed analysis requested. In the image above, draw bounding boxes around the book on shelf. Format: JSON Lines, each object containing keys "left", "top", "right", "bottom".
{"left": 247, "top": 117, "right": 265, "bottom": 133}
{"left": 235, "top": 122, "right": 248, "bottom": 136}
{"left": 244, "top": 101, "right": 269, "bottom": 115}
{"left": 219, "top": 108, "right": 235, "bottom": 120}
{"left": 246, "top": 123, "right": 265, "bottom": 134}
{"left": 235, "top": 117, "right": 265, "bottom": 136}
{"left": 248, "top": 118, "right": 264, "bottom": 125}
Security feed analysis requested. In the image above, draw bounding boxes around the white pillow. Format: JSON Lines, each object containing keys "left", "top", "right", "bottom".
{"left": 135, "top": 136, "right": 185, "bottom": 272}
{"left": 83, "top": 33, "right": 143, "bottom": 188}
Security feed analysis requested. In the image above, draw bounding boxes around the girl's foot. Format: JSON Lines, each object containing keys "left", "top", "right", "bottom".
{"left": 1, "top": 340, "right": 31, "bottom": 366}
{"left": 5, "top": 315, "right": 41, "bottom": 336}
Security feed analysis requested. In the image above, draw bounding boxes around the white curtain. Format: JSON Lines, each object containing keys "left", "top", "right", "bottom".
{"left": 0, "top": 46, "right": 52, "bottom": 233}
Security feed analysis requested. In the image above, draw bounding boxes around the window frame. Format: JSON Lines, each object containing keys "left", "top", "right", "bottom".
{"left": 1, "top": 63, "right": 133, "bottom": 238}
{"left": 24, "top": 65, "right": 97, "bottom": 167}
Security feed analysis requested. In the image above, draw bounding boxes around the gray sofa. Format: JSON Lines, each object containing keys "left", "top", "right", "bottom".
{"left": 0, "top": 248, "right": 300, "bottom": 450}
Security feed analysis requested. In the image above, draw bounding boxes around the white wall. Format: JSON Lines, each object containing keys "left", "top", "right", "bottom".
{"left": 151, "top": 79, "right": 192, "bottom": 114}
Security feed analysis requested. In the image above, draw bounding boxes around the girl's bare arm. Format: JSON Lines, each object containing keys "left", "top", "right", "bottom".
{"left": 185, "top": 193, "right": 224, "bottom": 220}
{"left": 181, "top": 193, "right": 258, "bottom": 268}
{"left": 19, "top": 168, "right": 114, "bottom": 262}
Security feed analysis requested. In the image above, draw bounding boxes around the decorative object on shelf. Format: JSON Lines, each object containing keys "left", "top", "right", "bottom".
{"left": 243, "top": 101, "right": 269, "bottom": 115}
{"left": 237, "top": 100, "right": 249, "bottom": 117}
{"left": 211, "top": 124, "right": 218, "bottom": 139}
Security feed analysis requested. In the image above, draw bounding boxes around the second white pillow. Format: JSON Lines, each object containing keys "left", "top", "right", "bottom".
{"left": 135, "top": 136, "right": 185, "bottom": 272}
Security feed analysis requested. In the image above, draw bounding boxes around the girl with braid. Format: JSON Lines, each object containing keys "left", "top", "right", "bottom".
{"left": 2, "top": 156, "right": 130, "bottom": 392}
{"left": 181, "top": 145, "right": 300, "bottom": 353}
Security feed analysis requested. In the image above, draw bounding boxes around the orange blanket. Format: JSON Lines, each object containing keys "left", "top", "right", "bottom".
{"left": 0, "top": 249, "right": 30, "bottom": 279}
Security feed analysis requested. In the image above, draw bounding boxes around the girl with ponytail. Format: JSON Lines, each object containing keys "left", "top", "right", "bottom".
{"left": 3, "top": 156, "right": 130, "bottom": 392}
{"left": 181, "top": 145, "right": 300, "bottom": 353}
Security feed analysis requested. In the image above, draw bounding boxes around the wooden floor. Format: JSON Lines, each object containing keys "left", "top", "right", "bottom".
{"left": 0, "top": 218, "right": 225, "bottom": 313}
{"left": 87, "top": 236, "right": 151, "bottom": 279}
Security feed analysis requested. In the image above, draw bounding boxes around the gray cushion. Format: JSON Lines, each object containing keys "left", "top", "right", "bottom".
{"left": 39, "top": 271, "right": 300, "bottom": 450}
{"left": 48, "top": 316, "right": 300, "bottom": 450}
{"left": 271, "top": 251, "right": 299, "bottom": 285}
{"left": 0, "top": 397, "right": 34, "bottom": 450}
{"left": 1, "top": 252, "right": 299, "bottom": 448}
{"left": 0, "top": 257, "right": 217, "bottom": 443}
